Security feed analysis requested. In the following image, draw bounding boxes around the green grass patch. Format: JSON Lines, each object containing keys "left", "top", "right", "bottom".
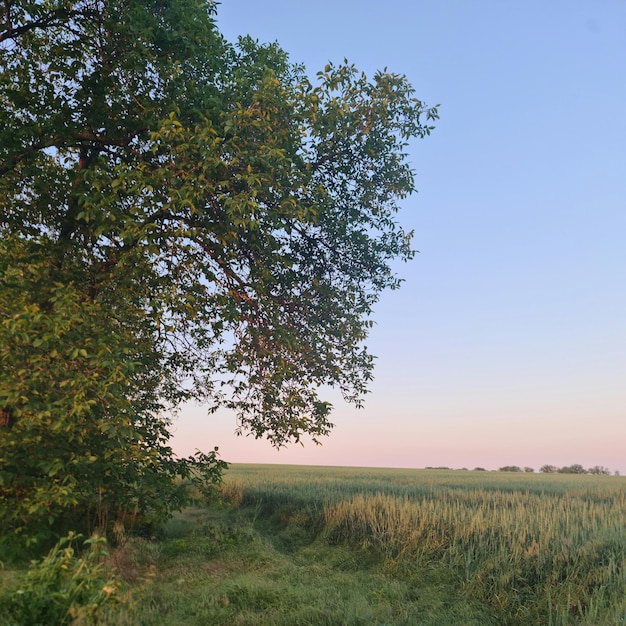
{"left": 1, "top": 466, "right": 623, "bottom": 625}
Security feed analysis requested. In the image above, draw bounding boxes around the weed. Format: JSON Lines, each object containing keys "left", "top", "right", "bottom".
{"left": 0, "top": 532, "right": 131, "bottom": 626}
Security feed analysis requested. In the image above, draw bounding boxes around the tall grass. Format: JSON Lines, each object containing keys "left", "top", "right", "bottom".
{"left": 224, "top": 466, "right": 626, "bottom": 626}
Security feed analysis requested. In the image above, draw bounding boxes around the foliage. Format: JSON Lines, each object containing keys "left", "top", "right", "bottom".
{"left": 557, "top": 464, "right": 587, "bottom": 474}
{"left": 0, "top": 0, "right": 436, "bottom": 543}
{"left": 0, "top": 1, "right": 437, "bottom": 541}
{"left": 0, "top": 532, "right": 129, "bottom": 626}
{"left": 541, "top": 464, "right": 611, "bottom": 475}
{"left": 0, "top": 278, "right": 229, "bottom": 544}
{"left": 0, "top": 249, "right": 198, "bottom": 546}
{"left": 185, "top": 447, "right": 229, "bottom": 503}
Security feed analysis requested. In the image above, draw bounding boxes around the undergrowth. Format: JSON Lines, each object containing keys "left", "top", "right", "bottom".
{"left": 0, "top": 533, "right": 132, "bottom": 626}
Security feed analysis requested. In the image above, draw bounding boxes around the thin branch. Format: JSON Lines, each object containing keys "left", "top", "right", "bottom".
{"left": 0, "top": 128, "right": 147, "bottom": 175}
{"left": 0, "top": 7, "right": 98, "bottom": 43}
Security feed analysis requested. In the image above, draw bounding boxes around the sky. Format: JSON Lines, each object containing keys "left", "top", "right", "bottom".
{"left": 172, "top": 0, "right": 626, "bottom": 473}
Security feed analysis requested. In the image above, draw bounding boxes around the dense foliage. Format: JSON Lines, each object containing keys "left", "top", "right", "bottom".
{"left": 0, "top": 0, "right": 437, "bottom": 543}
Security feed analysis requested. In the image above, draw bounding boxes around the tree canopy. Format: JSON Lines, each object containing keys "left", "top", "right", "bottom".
{"left": 0, "top": 0, "right": 438, "bottom": 542}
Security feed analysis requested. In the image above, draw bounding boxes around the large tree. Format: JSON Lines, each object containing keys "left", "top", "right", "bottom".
{"left": 0, "top": 0, "right": 438, "bottom": 542}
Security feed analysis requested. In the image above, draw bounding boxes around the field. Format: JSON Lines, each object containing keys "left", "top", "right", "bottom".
{"left": 2, "top": 465, "right": 625, "bottom": 625}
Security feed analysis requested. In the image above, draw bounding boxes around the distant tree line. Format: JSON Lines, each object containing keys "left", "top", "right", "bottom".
{"left": 498, "top": 464, "right": 615, "bottom": 475}
{"left": 424, "top": 465, "right": 618, "bottom": 475}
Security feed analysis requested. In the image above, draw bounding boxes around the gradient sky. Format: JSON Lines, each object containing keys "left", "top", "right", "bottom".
{"left": 172, "top": 0, "right": 626, "bottom": 473}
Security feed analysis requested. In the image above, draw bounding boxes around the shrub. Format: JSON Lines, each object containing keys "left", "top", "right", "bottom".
{"left": 1, "top": 532, "right": 129, "bottom": 625}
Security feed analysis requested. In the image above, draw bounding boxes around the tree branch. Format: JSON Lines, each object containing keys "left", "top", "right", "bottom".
{"left": 0, "top": 7, "right": 97, "bottom": 43}
{"left": 0, "top": 128, "right": 147, "bottom": 176}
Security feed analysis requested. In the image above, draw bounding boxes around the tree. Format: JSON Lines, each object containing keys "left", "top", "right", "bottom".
{"left": 498, "top": 466, "right": 522, "bottom": 472}
{"left": 540, "top": 464, "right": 558, "bottom": 473}
{"left": 557, "top": 464, "right": 587, "bottom": 475}
{"left": 0, "top": 0, "right": 438, "bottom": 542}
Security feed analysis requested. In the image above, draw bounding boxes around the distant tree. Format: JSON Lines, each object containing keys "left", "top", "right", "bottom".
{"left": 499, "top": 466, "right": 522, "bottom": 472}
{"left": 588, "top": 466, "right": 611, "bottom": 476}
{"left": 473, "top": 467, "right": 486, "bottom": 471}
{"left": 540, "top": 465, "right": 558, "bottom": 473}
{"left": 557, "top": 464, "right": 587, "bottom": 474}
{"left": 524, "top": 467, "right": 535, "bottom": 473}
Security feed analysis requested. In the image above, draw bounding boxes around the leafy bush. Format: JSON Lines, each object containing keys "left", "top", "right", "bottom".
{"left": 1, "top": 533, "right": 129, "bottom": 626}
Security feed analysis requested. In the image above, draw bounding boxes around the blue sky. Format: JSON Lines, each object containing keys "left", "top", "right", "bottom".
{"left": 172, "top": 1, "right": 626, "bottom": 473}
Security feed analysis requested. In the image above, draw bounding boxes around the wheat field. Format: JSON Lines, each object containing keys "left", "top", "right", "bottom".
{"left": 221, "top": 465, "right": 625, "bottom": 625}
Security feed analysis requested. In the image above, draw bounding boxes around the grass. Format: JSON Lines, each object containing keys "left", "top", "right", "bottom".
{"left": 107, "top": 506, "right": 494, "bottom": 625}
{"left": 1, "top": 465, "right": 624, "bottom": 625}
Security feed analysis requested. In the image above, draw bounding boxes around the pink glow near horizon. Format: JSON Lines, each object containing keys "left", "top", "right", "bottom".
{"left": 171, "top": 401, "right": 625, "bottom": 475}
